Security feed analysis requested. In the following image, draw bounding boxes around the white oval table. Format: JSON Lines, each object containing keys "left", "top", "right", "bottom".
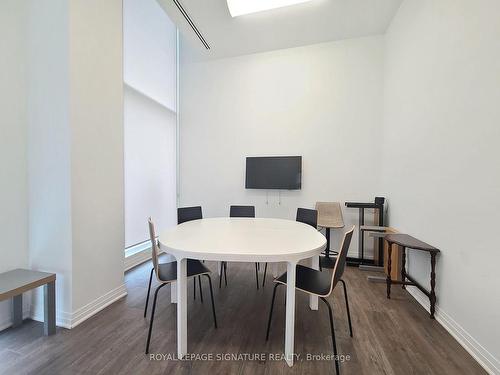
{"left": 159, "top": 217, "right": 326, "bottom": 366}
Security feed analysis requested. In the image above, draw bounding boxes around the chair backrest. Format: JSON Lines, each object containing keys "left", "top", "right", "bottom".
{"left": 230, "top": 205, "right": 255, "bottom": 218}
{"left": 315, "top": 202, "right": 344, "bottom": 229}
{"left": 148, "top": 217, "right": 160, "bottom": 280}
{"left": 177, "top": 206, "right": 202, "bottom": 224}
{"left": 327, "top": 226, "right": 355, "bottom": 296}
{"left": 296, "top": 208, "right": 318, "bottom": 228}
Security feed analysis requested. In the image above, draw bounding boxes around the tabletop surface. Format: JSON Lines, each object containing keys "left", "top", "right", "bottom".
{"left": 0, "top": 269, "right": 56, "bottom": 300}
{"left": 384, "top": 234, "right": 440, "bottom": 252}
{"left": 159, "top": 217, "right": 327, "bottom": 262}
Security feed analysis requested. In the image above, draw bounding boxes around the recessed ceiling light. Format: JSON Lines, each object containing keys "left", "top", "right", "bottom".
{"left": 227, "top": 0, "right": 314, "bottom": 17}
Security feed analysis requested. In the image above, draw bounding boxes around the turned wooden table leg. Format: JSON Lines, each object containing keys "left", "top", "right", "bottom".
{"left": 430, "top": 252, "right": 437, "bottom": 319}
{"left": 401, "top": 247, "right": 406, "bottom": 289}
{"left": 386, "top": 244, "right": 392, "bottom": 299}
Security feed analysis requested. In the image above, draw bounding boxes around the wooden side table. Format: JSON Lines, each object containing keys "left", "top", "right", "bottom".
{"left": 383, "top": 234, "right": 440, "bottom": 319}
{"left": 0, "top": 269, "right": 56, "bottom": 335}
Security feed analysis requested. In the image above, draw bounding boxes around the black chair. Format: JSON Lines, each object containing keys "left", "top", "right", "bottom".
{"left": 177, "top": 206, "right": 202, "bottom": 225}
{"left": 144, "top": 218, "right": 217, "bottom": 354}
{"left": 265, "top": 226, "right": 355, "bottom": 375}
{"left": 229, "top": 205, "right": 255, "bottom": 217}
{"left": 177, "top": 206, "right": 205, "bottom": 301}
{"left": 223, "top": 205, "right": 261, "bottom": 289}
{"left": 262, "top": 208, "right": 318, "bottom": 286}
{"left": 144, "top": 206, "right": 204, "bottom": 319}
{"left": 296, "top": 207, "right": 318, "bottom": 227}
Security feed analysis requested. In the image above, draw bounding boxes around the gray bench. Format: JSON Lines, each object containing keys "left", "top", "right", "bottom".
{"left": 0, "top": 269, "right": 56, "bottom": 335}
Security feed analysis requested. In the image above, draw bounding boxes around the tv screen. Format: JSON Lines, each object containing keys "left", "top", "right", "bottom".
{"left": 245, "top": 156, "right": 302, "bottom": 190}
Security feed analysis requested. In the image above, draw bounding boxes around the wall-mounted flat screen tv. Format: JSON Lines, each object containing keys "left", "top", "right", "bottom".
{"left": 245, "top": 156, "right": 302, "bottom": 190}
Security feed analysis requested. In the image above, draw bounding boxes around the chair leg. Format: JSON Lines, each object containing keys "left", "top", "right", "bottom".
{"left": 145, "top": 283, "right": 167, "bottom": 354}
{"left": 203, "top": 274, "right": 218, "bottom": 328}
{"left": 340, "top": 279, "right": 353, "bottom": 337}
{"left": 198, "top": 275, "right": 204, "bottom": 303}
{"left": 219, "top": 262, "right": 224, "bottom": 288}
{"left": 320, "top": 297, "right": 340, "bottom": 375}
{"left": 255, "top": 263, "right": 260, "bottom": 290}
{"left": 319, "top": 256, "right": 323, "bottom": 272}
{"left": 262, "top": 263, "right": 268, "bottom": 287}
{"left": 265, "top": 283, "right": 280, "bottom": 341}
{"left": 224, "top": 262, "right": 228, "bottom": 286}
{"left": 144, "top": 268, "right": 154, "bottom": 318}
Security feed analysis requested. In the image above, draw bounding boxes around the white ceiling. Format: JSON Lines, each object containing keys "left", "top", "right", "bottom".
{"left": 157, "top": 0, "right": 402, "bottom": 60}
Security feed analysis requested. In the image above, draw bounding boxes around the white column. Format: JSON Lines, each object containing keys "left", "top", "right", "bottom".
{"left": 284, "top": 261, "right": 297, "bottom": 367}
{"left": 176, "top": 258, "right": 187, "bottom": 358}
{"left": 27, "top": 0, "right": 125, "bottom": 323}
{"left": 309, "top": 256, "right": 319, "bottom": 310}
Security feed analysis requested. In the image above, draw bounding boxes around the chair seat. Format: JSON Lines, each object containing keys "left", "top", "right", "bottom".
{"left": 275, "top": 264, "right": 332, "bottom": 297}
{"left": 157, "top": 259, "right": 210, "bottom": 283}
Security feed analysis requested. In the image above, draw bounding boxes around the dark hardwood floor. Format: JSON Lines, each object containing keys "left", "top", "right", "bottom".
{"left": 0, "top": 257, "right": 486, "bottom": 374}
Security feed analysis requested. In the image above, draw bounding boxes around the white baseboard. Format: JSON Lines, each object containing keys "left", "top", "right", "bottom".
{"left": 125, "top": 248, "right": 154, "bottom": 271}
{"left": 124, "top": 248, "right": 173, "bottom": 272}
{"left": 407, "top": 286, "right": 500, "bottom": 375}
{"left": 70, "top": 284, "right": 127, "bottom": 328}
{"left": 31, "top": 283, "right": 127, "bottom": 329}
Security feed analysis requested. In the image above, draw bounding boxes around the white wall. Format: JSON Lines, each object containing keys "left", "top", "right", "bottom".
{"left": 27, "top": 0, "right": 73, "bottom": 326}
{"left": 180, "top": 36, "right": 384, "bottom": 253}
{"left": 68, "top": 0, "right": 125, "bottom": 314}
{"left": 0, "top": 0, "right": 30, "bottom": 330}
{"left": 123, "top": 0, "right": 178, "bottom": 248}
{"left": 4, "top": 0, "right": 126, "bottom": 328}
{"left": 382, "top": 1, "right": 500, "bottom": 372}
{"left": 124, "top": 0, "right": 177, "bottom": 110}
{"left": 124, "top": 85, "right": 177, "bottom": 247}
